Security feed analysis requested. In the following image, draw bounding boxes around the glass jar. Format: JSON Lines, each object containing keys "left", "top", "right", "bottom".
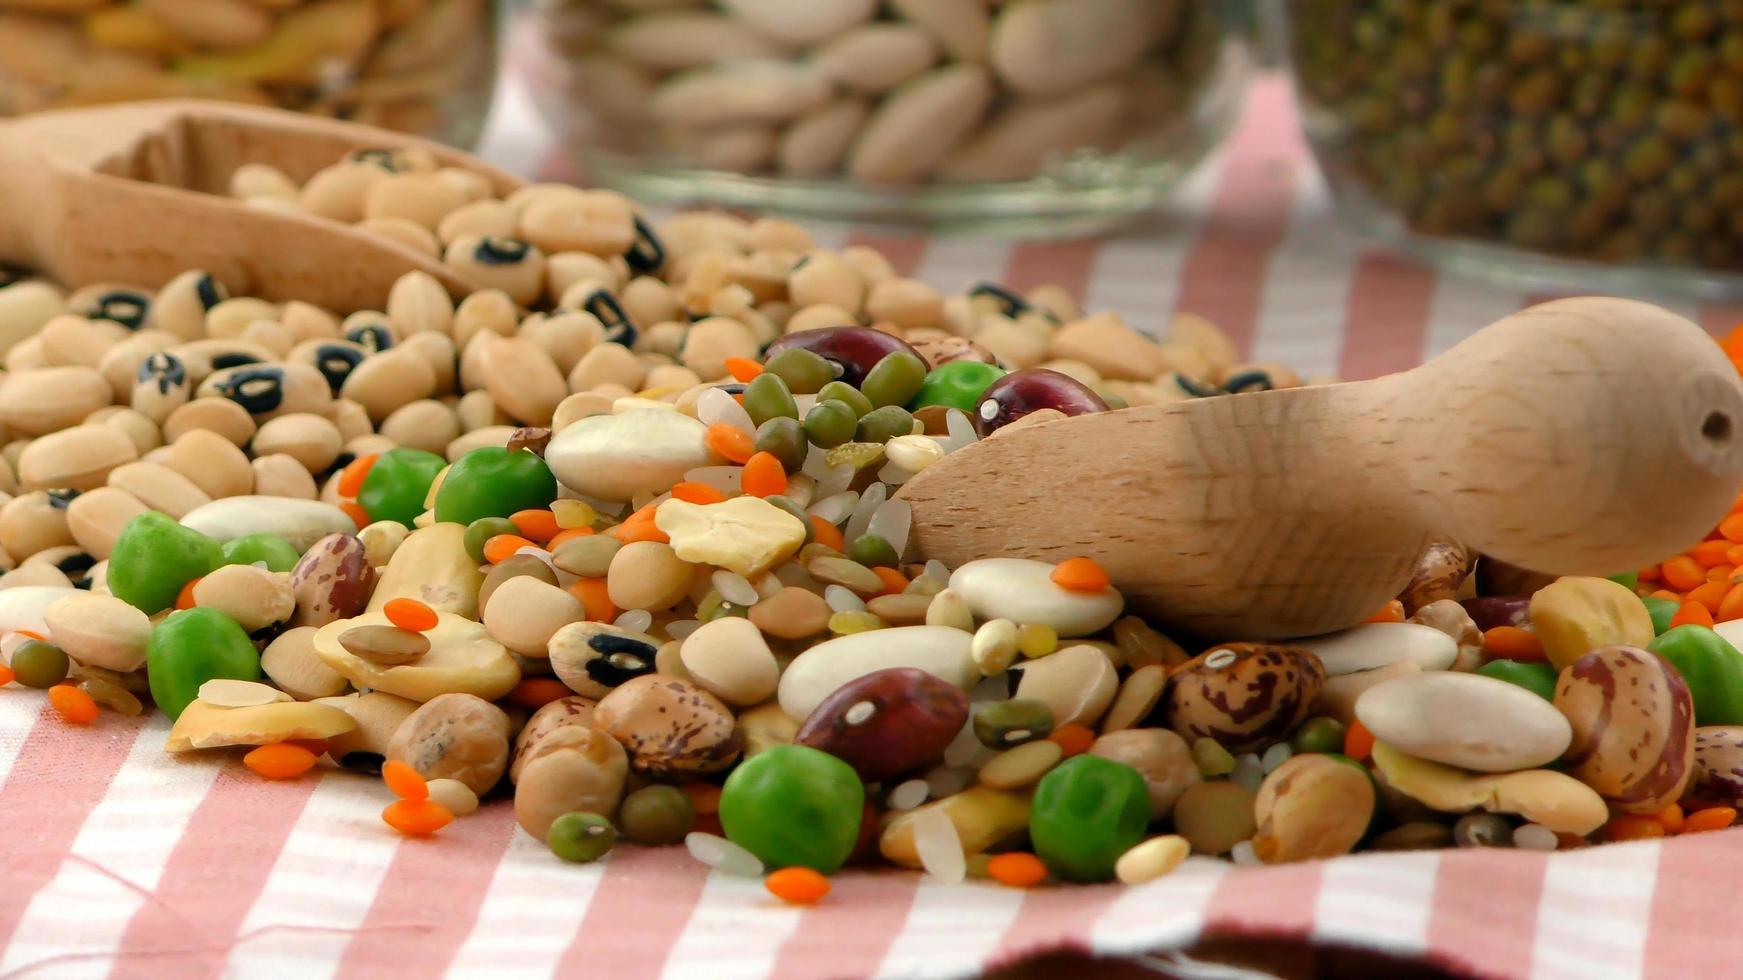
{"left": 0, "top": 0, "right": 499, "bottom": 148}
{"left": 524, "top": 0, "right": 1251, "bottom": 233}
{"left": 1278, "top": 0, "right": 1743, "bottom": 296}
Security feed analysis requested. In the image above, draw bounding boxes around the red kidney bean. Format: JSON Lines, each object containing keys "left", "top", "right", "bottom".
{"left": 795, "top": 667, "right": 969, "bottom": 781}
{"left": 972, "top": 368, "right": 1108, "bottom": 436}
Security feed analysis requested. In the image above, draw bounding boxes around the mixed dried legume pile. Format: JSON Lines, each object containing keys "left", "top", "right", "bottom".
{"left": 1, "top": 145, "right": 1740, "bottom": 907}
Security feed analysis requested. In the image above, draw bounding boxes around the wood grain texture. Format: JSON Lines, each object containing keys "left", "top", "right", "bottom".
{"left": 0, "top": 100, "right": 528, "bottom": 311}
{"left": 899, "top": 298, "right": 1743, "bottom": 640}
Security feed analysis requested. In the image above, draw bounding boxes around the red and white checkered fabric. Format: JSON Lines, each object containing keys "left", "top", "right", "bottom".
{"left": 2, "top": 74, "right": 1738, "bottom": 980}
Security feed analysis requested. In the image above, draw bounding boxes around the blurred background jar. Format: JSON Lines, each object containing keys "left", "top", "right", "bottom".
{"left": 1278, "top": 0, "right": 1743, "bottom": 296}
{"left": 0, "top": 0, "right": 499, "bottom": 148}
{"left": 525, "top": 0, "right": 1251, "bottom": 232}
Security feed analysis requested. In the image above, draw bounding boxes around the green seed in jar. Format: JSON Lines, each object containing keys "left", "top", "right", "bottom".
{"left": 552, "top": 534, "right": 620, "bottom": 578}
{"left": 828, "top": 611, "right": 884, "bottom": 634}
{"left": 742, "top": 373, "right": 799, "bottom": 428}
{"left": 972, "top": 698, "right": 1054, "bottom": 749}
{"left": 547, "top": 811, "right": 617, "bottom": 863}
{"left": 463, "top": 516, "right": 521, "bottom": 564}
{"left": 855, "top": 406, "right": 913, "bottom": 444}
{"left": 11, "top": 640, "right": 70, "bottom": 689}
{"left": 754, "top": 417, "right": 807, "bottom": 473}
{"left": 618, "top": 785, "right": 695, "bottom": 845}
{"left": 1290, "top": 716, "right": 1348, "bottom": 756}
{"left": 803, "top": 400, "right": 859, "bottom": 449}
{"left": 815, "top": 381, "right": 872, "bottom": 419}
{"left": 846, "top": 534, "right": 899, "bottom": 570}
{"left": 1191, "top": 737, "right": 1236, "bottom": 777}
{"left": 860, "top": 351, "right": 927, "bottom": 409}
{"left": 763, "top": 347, "right": 835, "bottom": 395}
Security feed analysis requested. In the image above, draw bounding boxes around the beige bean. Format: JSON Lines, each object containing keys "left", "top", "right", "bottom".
{"left": 482, "top": 576, "right": 585, "bottom": 657}
{"left": 250, "top": 454, "right": 318, "bottom": 500}
{"left": 342, "top": 350, "right": 439, "bottom": 423}
{"left": 438, "top": 199, "right": 517, "bottom": 246}
{"left": 678, "top": 317, "right": 758, "bottom": 381}
{"left": 65, "top": 486, "right": 147, "bottom": 560}
{"left": 327, "top": 398, "right": 375, "bottom": 442}
{"left": 677, "top": 617, "right": 779, "bottom": 706}
{"left": 93, "top": 407, "right": 163, "bottom": 458}
{"left": 515, "top": 730, "right": 628, "bottom": 840}
{"left": 0, "top": 366, "right": 112, "bottom": 436}
{"left": 0, "top": 491, "right": 75, "bottom": 563}
{"left": 19, "top": 424, "right": 138, "bottom": 492}
{"left": 456, "top": 389, "right": 508, "bottom": 432}
{"left": 518, "top": 189, "right": 636, "bottom": 258}
{"left": 39, "top": 315, "right": 128, "bottom": 369}
{"left": 204, "top": 298, "right": 280, "bottom": 340}
{"left": 445, "top": 236, "right": 546, "bottom": 307}
{"left": 358, "top": 217, "right": 441, "bottom": 258}
{"left": 166, "top": 429, "right": 254, "bottom": 499}
{"left": 380, "top": 400, "right": 461, "bottom": 455}
{"left": 193, "top": 564, "right": 294, "bottom": 632}
{"left": 427, "top": 779, "right": 480, "bottom": 817}
{"left": 282, "top": 302, "right": 342, "bottom": 343}
{"left": 323, "top": 691, "right": 421, "bottom": 767}
{"left": 552, "top": 392, "right": 616, "bottom": 430}
{"left": 261, "top": 626, "right": 350, "bottom": 701}
{"left": 387, "top": 270, "right": 456, "bottom": 337}
{"left": 365, "top": 173, "right": 469, "bottom": 231}
{"left": 0, "top": 563, "right": 74, "bottom": 590}
{"left": 446, "top": 426, "right": 517, "bottom": 462}
{"left": 607, "top": 542, "right": 694, "bottom": 612}
{"left": 252, "top": 414, "right": 342, "bottom": 473}
{"left": 567, "top": 342, "right": 646, "bottom": 393}
{"left": 479, "top": 335, "right": 567, "bottom": 426}
{"left": 521, "top": 311, "right": 604, "bottom": 374}
{"left": 301, "top": 162, "right": 390, "bottom": 223}
{"left": 162, "top": 398, "right": 257, "bottom": 447}
{"left": 399, "top": 330, "right": 459, "bottom": 393}
{"left": 453, "top": 289, "right": 519, "bottom": 350}
{"left": 45, "top": 590, "right": 152, "bottom": 672}
{"left": 4, "top": 338, "right": 45, "bottom": 372}
{"left": 239, "top": 320, "right": 293, "bottom": 359}
{"left": 106, "top": 462, "right": 211, "bottom": 519}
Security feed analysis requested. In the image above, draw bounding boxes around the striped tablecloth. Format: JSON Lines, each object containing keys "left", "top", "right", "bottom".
{"left": 2, "top": 74, "right": 1740, "bottom": 980}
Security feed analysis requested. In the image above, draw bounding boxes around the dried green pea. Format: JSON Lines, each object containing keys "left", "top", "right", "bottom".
{"left": 464, "top": 517, "right": 520, "bottom": 564}
{"left": 763, "top": 347, "right": 834, "bottom": 395}
{"left": 548, "top": 811, "right": 616, "bottom": 863}
{"left": 803, "top": 400, "right": 859, "bottom": 449}
{"left": 815, "top": 381, "right": 872, "bottom": 418}
{"left": 742, "top": 373, "right": 799, "bottom": 428}
{"left": 11, "top": 640, "right": 70, "bottom": 689}
{"left": 847, "top": 534, "right": 898, "bottom": 569}
{"left": 618, "top": 785, "right": 694, "bottom": 845}
{"left": 754, "top": 417, "right": 807, "bottom": 472}
{"left": 856, "top": 406, "right": 913, "bottom": 444}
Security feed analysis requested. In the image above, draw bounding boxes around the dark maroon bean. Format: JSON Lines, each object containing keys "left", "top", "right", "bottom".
{"left": 1459, "top": 596, "right": 1532, "bottom": 632}
{"left": 1474, "top": 557, "right": 1556, "bottom": 597}
{"left": 794, "top": 667, "right": 969, "bottom": 781}
{"left": 762, "top": 327, "right": 922, "bottom": 388}
{"left": 972, "top": 368, "right": 1108, "bottom": 436}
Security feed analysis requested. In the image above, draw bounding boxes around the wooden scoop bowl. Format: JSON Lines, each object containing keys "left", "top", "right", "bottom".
{"left": 898, "top": 298, "right": 1743, "bottom": 640}
{"left": 0, "top": 100, "right": 525, "bottom": 311}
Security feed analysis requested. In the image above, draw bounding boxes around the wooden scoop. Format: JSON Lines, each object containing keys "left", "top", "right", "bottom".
{"left": 898, "top": 298, "right": 1743, "bottom": 640}
{"left": 0, "top": 100, "right": 526, "bottom": 311}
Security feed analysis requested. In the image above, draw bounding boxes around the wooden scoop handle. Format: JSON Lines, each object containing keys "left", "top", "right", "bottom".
{"left": 898, "top": 297, "right": 1743, "bottom": 639}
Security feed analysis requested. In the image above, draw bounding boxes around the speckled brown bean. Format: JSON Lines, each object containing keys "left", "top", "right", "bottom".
{"left": 290, "top": 533, "right": 376, "bottom": 627}
{"left": 1555, "top": 645, "right": 1695, "bottom": 814}
{"left": 1687, "top": 727, "right": 1743, "bottom": 808}
{"left": 252, "top": 414, "right": 344, "bottom": 474}
{"left": 591, "top": 675, "right": 741, "bottom": 775}
{"left": 511, "top": 695, "right": 599, "bottom": 783}
{"left": 1398, "top": 540, "right": 1472, "bottom": 615}
{"left": 386, "top": 693, "right": 512, "bottom": 796}
{"left": 65, "top": 486, "right": 147, "bottom": 560}
{"left": 515, "top": 729, "right": 629, "bottom": 840}
{"left": 1166, "top": 643, "right": 1326, "bottom": 754}
{"left": 165, "top": 430, "right": 253, "bottom": 499}
{"left": 163, "top": 398, "right": 257, "bottom": 447}
{"left": 0, "top": 366, "right": 113, "bottom": 436}
{"left": 1252, "top": 754, "right": 1375, "bottom": 864}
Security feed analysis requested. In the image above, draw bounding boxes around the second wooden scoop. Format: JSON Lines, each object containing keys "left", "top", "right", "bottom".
{"left": 897, "top": 297, "right": 1743, "bottom": 640}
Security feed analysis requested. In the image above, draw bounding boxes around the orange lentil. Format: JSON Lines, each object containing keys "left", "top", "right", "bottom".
{"left": 1482, "top": 626, "right": 1545, "bottom": 663}
{"left": 1719, "top": 584, "right": 1743, "bottom": 623}
{"left": 1709, "top": 564, "right": 1736, "bottom": 583}
{"left": 682, "top": 783, "right": 723, "bottom": 815}
{"left": 1728, "top": 546, "right": 1743, "bottom": 567}
{"left": 509, "top": 678, "right": 571, "bottom": 709}
{"left": 510, "top": 509, "right": 561, "bottom": 543}
{"left": 0, "top": 663, "right": 13, "bottom": 686}
{"left": 765, "top": 867, "right": 830, "bottom": 905}
{"left": 1722, "top": 513, "right": 1743, "bottom": 543}
{"left": 1654, "top": 802, "right": 1686, "bottom": 834}
{"left": 383, "top": 798, "right": 453, "bottom": 837}
{"left": 1671, "top": 600, "right": 1717, "bottom": 629}
{"left": 338, "top": 453, "right": 380, "bottom": 498}
{"left": 1344, "top": 718, "right": 1375, "bottom": 762}
{"left": 15, "top": 629, "right": 45, "bottom": 642}
{"left": 547, "top": 527, "right": 596, "bottom": 548}
{"left": 706, "top": 422, "right": 755, "bottom": 464}
{"left": 1639, "top": 564, "right": 1664, "bottom": 583}
{"left": 871, "top": 566, "right": 908, "bottom": 595}
{"left": 1554, "top": 832, "right": 1590, "bottom": 850}
{"left": 483, "top": 534, "right": 537, "bottom": 565}
{"left": 741, "top": 452, "right": 787, "bottom": 498}
{"left": 986, "top": 852, "right": 1049, "bottom": 888}
{"left": 384, "top": 597, "right": 439, "bottom": 632}
{"left": 1693, "top": 539, "right": 1734, "bottom": 566}
{"left": 1684, "top": 807, "right": 1738, "bottom": 833}
{"left": 615, "top": 521, "right": 670, "bottom": 545}
{"left": 671, "top": 481, "right": 729, "bottom": 505}
{"left": 810, "top": 516, "right": 845, "bottom": 552}
{"left": 623, "top": 502, "right": 661, "bottom": 526}
{"left": 340, "top": 501, "right": 372, "bottom": 530}
{"left": 47, "top": 684, "right": 98, "bottom": 725}
{"left": 1650, "top": 589, "right": 1684, "bottom": 602}
{"left": 570, "top": 578, "right": 618, "bottom": 622}
{"left": 382, "top": 759, "right": 429, "bottom": 802}
{"left": 1051, "top": 557, "right": 1111, "bottom": 593}
{"left": 1688, "top": 580, "right": 1729, "bottom": 613}
{"left": 175, "top": 577, "right": 201, "bottom": 610}
{"left": 724, "top": 357, "right": 763, "bottom": 382}
{"left": 1362, "top": 599, "right": 1406, "bottom": 624}
{"left": 1662, "top": 556, "right": 1707, "bottom": 592}
{"left": 244, "top": 742, "right": 319, "bottom": 780}
{"left": 285, "top": 738, "right": 329, "bottom": 756}
{"left": 1049, "top": 724, "right": 1096, "bottom": 758}
{"left": 1603, "top": 814, "right": 1667, "bottom": 842}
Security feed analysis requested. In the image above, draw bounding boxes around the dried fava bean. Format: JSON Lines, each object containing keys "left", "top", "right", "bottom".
{"left": 721, "top": 744, "right": 864, "bottom": 874}
{"left": 260, "top": 626, "right": 349, "bottom": 701}
{"left": 516, "top": 729, "right": 630, "bottom": 841}
{"left": 973, "top": 698, "right": 1053, "bottom": 748}
{"left": 164, "top": 698, "right": 356, "bottom": 753}
{"left": 795, "top": 666, "right": 969, "bottom": 781}
{"left": 511, "top": 695, "right": 599, "bottom": 783}
{"left": 289, "top": 533, "right": 375, "bottom": 628}
{"left": 43, "top": 592, "right": 152, "bottom": 673}
{"left": 1369, "top": 741, "right": 1608, "bottom": 836}
{"left": 548, "top": 621, "right": 662, "bottom": 699}
{"left": 314, "top": 609, "right": 520, "bottom": 704}
{"left": 338, "top": 625, "right": 431, "bottom": 666}
{"left": 1398, "top": 541, "right": 1472, "bottom": 615}
{"left": 1531, "top": 577, "right": 1655, "bottom": 672}
{"left": 1089, "top": 728, "right": 1201, "bottom": 819}
{"left": 592, "top": 675, "right": 741, "bottom": 775}
{"left": 1030, "top": 755, "right": 1152, "bottom": 882}
{"left": 1252, "top": 754, "right": 1375, "bottom": 865}
{"left": 1013, "top": 644, "right": 1118, "bottom": 729}
{"left": 367, "top": 523, "right": 486, "bottom": 620}
{"left": 1172, "top": 781, "right": 1259, "bottom": 856}
{"left": 1555, "top": 645, "right": 1695, "bottom": 814}
{"left": 386, "top": 693, "right": 512, "bottom": 796}
{"left": 483, "top": 576, "right": 584, "bottom": 657}
{"left": 1166, "top": 643, "right": 1326, "bottom": 754}
{"left": 192, "top": 564, "right": 294, "bottom": 633}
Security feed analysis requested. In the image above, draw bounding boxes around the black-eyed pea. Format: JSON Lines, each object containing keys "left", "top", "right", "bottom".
{"left": 445, "top": 235, "right": 546, "bottom": 307}
{"left": 24, "top": 545, "right": 97, "bottom": 588}
{"left": 252, "top": 454, "right": 319, "bottom": 499}
{"left": 97, "top": 330, "right": 176, "bottom": 400}
{"left": 385, "top": 692, "right": 512, "bottom": 795}
{"left": 341, "top": 313, "right": 395, "bottom": 354}
{"left": 44, "top": 591, "right": 151, "bottom": 672}
{"left": 567, "top": 342, "right": 646, "bottom": 393}
{"left": 322, "top": 691, "right": 421, "bottom": 772}
{"left": 358, "top": 520, "right": 409, "bottom": 568}
{"left": 204, "top": 298, "right": 280, "bottom": 339}
{"left": 131, "top": 351, "right": 191, "bottom": 424}
{"left": 92, "top": 407, "right": 162, "bottom": 458}
{"left": 193, "top": 564, "right": 294, "bottom": 633}
{"left": 522, "top": 311, "right": 605, "bottom": 375}
{"left": 387, "top": 271, "right": 456, "bottom": 337}
{"left": 40, "top": 315, "right": 128, "bottom": 369}
{"left": 261, "top": 626, "right": 349, "bottom": 700}
{"left": 358, "top": 217, "right": 441, "bottom": 257}
{"left": 281, "top": 301, "right": 341, "bottom": 343}
{"left": 166, "top": 430, "right": 254, "bottom": 499}
{"left": 482, "top": 575, "right": 584, "bottom": 657}
{"left": 69, "top": 284, "right": 150, "bottom": 330}
{"left": 64, "top": 486, "right": 146, "bottom": 560}
{"left": 515, "top": 730, "right": 629, "bottom": 840}
{"left": 0, "top": 365, "right": 113, "bottom": 436}
{"left": 300, "top": 161, "right": 391, "bottom": 223}
{"left": 365, "top": 173, "right": 469, "bottom": 231}
{"left": 163, "top": 398, "right": 256, "bottom": 447}
{"left": 342, "top": 349, "right": 439, "bottom": 423}
{"left": 398, "top": 332, "right": 459, "bottom": 392}
{"left": 19, "top": 424, "right": 138, "bottom": 491}
{"left": 453, "top": 289, "right": 519, "bottom": 350}
{"left": 438, "top": 199, "right": 517, "bottom": 246}
{"left": 679, "top": 317, "right": 758, "bottom": 380}
{"left": 620, "top": 276, "right": 678, "bottom": 328}
{"left": 380, "top": 400, "right": 460, "bottom": 455}
{"left": 168, "top": 339, "right": 275, "bottom": 386}
{"left": 446, "top": 427, "right": 517, "bottom": 462}
{"left": 252, "top": 414, "right": 343, "bottom": 473}
{"left": 0, "top": 491, "right": 78, "bottom": 561}
{"left": 148, "top": 271, "right": 225, "bottom": 341}
{"left": 106, "top": 462, "right": 210, "bottom": 519}
{"left": 548, "top": 621, "right": 659, "bottom": 699}
{"left": 199, "top": 362, "right": 332, "bottom": 421}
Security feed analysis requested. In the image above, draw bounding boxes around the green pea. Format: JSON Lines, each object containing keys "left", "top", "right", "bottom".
{"left": 1030, "top": 755, "right": 1150, "bottom": 882}
{"left": 618, "top": 785, "right": 695, "bottom": 845}
{"left": 10, "top": 640, "right": 68, "bottom": 689}
{"left": 108, "top": 512, "right": 222, "bottom": 614}
{"left": 433, "top": 447, "right": 558, "bottom": 526}
{"left": 1476, "top": 659, "right": 1558, "bottom": 701}
{"left": 742, "top": 372, "right": 799, "bottom": 428}
{"left": 847, "top": 534, "right": 898, "bottom": 569}
{"left": 547, "top": 811, "right": 617, "bottom": 863}
{"left": 816, "top": 381, "right": 872, "bottom": 419}
{"left": 218, "top": 534, "right": 300, "bottom": 573}
{"left": 803, "top": 399, "right": 859, "bottom": 449}
{"left": 719, "top": 744, "right": 864, "bottom": 873}
{"left": 860, "top": 351, "right": 927, "bottom": 409}
{"left": 972, "top": 698, "right": 1053, "bottom": 748}
{"left": 146, "top": 607, "right": 262, "bottom": 720}
{"left": 464, "top": 517, "right": 521, "bottom": 564}
{"left": 358, "top": 447, "right": 447, "bottom": 527}
{"left": 856, "top": 405, "right": 913, "bottom": 444}
{"left": 1642, "top": 595, "right": 1680, "bottom": 635}
{"left": 1607, "top": 570, "right": 1640, "bottom": 591}
{"left": 1649, "top": 625, "right": 1743, "bottom": 725}
{"left": 911, "top": 360, "right": 1006, "bottom": 412}
{"left": 1290, "top": 716, "right": 1347, "bottom": 755}
{"left": 763, "top": 347, "right": 835, "bottom": 395}
{"left": 754, "top": 417, "right": 808, "bottom": 472}
{"left": 764, "top": 495, "right": 814, "bottom": 545}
